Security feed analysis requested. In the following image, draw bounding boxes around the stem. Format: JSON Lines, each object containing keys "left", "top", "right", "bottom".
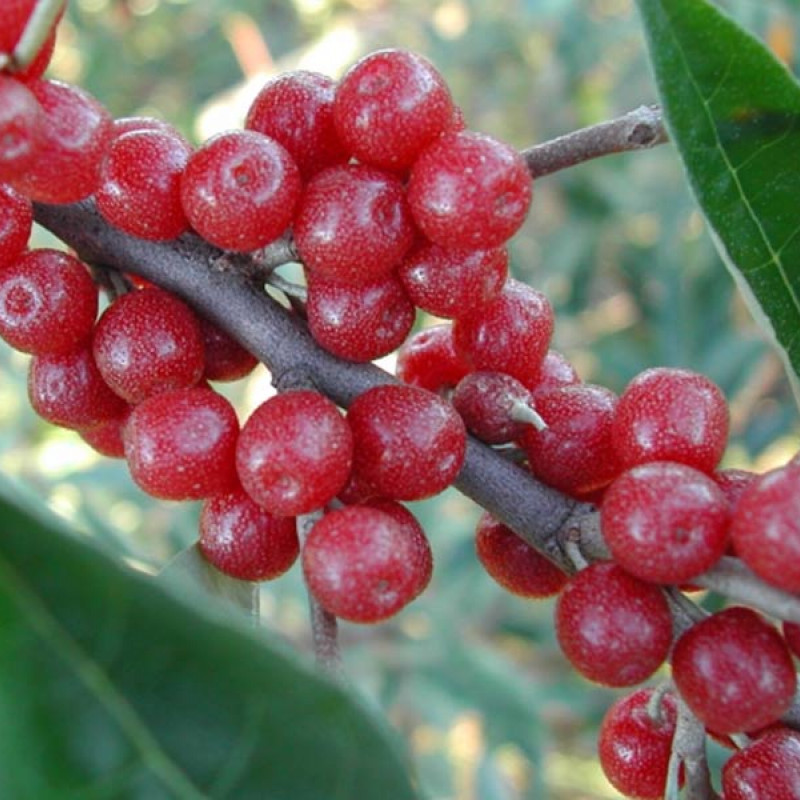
{"left": 5, "top": 0, "right": 65, "bottom": 71}
{"left": 667, "top": 695, "right": 720, "bottom": 800}
{"left": 33, "top": 199, "right": 587, "bottom": 575}
{"left": 508, "top": 398, "right": 547, "bottom": 431}
{"left": 522, "top": 105, "right": 668, "bottom": 178}
{"left": 297, "top": 511, "right": 343, "bottom": 679}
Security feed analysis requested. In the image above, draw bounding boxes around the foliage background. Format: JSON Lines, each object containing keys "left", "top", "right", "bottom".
{"left": 3, "top": 0, "right": 800, "bottom": 797}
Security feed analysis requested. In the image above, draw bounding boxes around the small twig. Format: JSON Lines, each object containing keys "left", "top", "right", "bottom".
{"left": 509, "top": 399, "right": 547, "bottom": 431}
{"left": 5, "top": 0, "right": 65, "bottom": 71}
{"left": 667, "top": 695, "right": 719, "bottom": 800}
{"left": 297, "top": 511, "right": 343, "bottom": 680}
{"left": 253, "top": 234, "right": 298, "bottom": 273}
{"left": 522, "top": 105, "right": 668, "bottom": 178}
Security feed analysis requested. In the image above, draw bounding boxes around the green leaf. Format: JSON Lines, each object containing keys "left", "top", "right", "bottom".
{"left": 635, "top": 0, "right": 800, "bottom": 387}
{"left": 160, "top": 544, "right": 260, "bottom": 621}
{"left": 0, "top": 476, "right": 420, "bottom": 800}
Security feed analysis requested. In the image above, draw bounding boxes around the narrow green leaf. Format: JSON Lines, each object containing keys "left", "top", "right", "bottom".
{"left": 636, "top": 0, "right": 800, "bottom": 386}
{"left": 160, "top": 543, "right": 260, "bottom": 621}
{"left": 0, "top": 477, "right": 420, "bottom": 800}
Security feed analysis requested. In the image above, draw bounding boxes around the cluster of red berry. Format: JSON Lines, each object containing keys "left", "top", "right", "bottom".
{"left": 2, "top": 4, "right": 800, "bottom": 796}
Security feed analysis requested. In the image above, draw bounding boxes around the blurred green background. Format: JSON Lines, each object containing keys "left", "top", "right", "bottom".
{"left": 4, "top": 0, "right": 800, "bottom": 797}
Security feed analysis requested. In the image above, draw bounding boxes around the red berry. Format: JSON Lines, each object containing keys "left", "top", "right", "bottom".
{"left": 302, "top": 505, "right": 429, "bottom": 623}
{"left": 396, "top": 242, "right": 508, "bottom": 320}
{"left": 180, "top": 129, "right": 301, "bottom": 252}
{"left": 28, "top": 344, "right": 127, "bottom": 430}
{"left": 245, "top": 70, "right": 349, "bottom": 180}
{"left": 199, "top": 488, "right": 299, "bottom": 581}
{"left": 294, "top": 164, "right": 415, "bottom": 286}
{"left": 452, "top": 371, "right": 538, "bottom": 445}
{"left": 0, "top": 76, "right": 43, "bottom": 181}
{"left": 305, "top": 271, "right": 415, "bottom": 363}
{"left": 612, "top": 367, "right": 729, "bottom": 474}
{"left": 453, "top": 279, "right": 554, "bottom": 384}
{"left": 713, "top": 467, "right": 756, "bottom": 514}
{"left": 333, "top": 48, "right": 455, "bottom": 171}
{"left": 555, "top": 562, "right": 673, "bottom": 687}
{"left": 79, "top": 406, "right": 132, "bottom": 459}
{"left": 0, "top": 248, "right": 97, "bottom": 355}
{"left": 407, "top": 130, "right": 532, "bottom": 249}
{"left": 722, "top": 728, "right": 800, "bottom": 799}
{"left": 364, "top": 499, "right": 433, "bottom": 599}
{"left": 598, "top": 689, "right": 679, "bottom": 800}
{"left": 347, "top": 384, "right": 466, "bottom": 501}
{"left": 236, "top": 390, "right": 353, "bottom": 517}
{"left": 730, "top": 460, "right": 800, "bottom": 593}
{"left": 198, "top": 316, "right": 258, "bottom": 383}
{"left": 672, "top": 606, "right": 796, "bottom": 735}
{"left": 10, "top": 79, "right": 112, "bottom": 204}
{"left": 92, "top": 287, "right": 205, "bottom": 404}
{"left": 520, "top": 383, "right": 621, "bottom": 497}
{"left": 111, "top": 116, "right": 177, "bottom": 138}
{"left": 124, "top": 386, "right": 239, "bottom": 501}
{"left": 395, "top": 323, "right": 470, "bottom": 393}
{"left": 523, "top": 348, "right": 580, "bottom": 396}
{"left": 96, "top": 128, "right": 192, "bottom": 241}
{"left": 475, "top": 512, "right": 567, "bottom": 598}
{"left": 601, "top": 461, "right": 730, "bottom": 584}
{"left": 0, "top": 184, "right": 32, "bottom": 269}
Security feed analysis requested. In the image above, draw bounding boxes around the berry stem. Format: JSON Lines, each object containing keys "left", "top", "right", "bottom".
{"left": 2, "top": 0, "right": 65, "bottom": 71}
{"left": 298, "top": 510, "right": 343, "bottom": 679}
{"left": 521, "top": 105, "right": 668, "bottom": 178}
{"left": 508, "top": 398, "right": 547, "bottom": 431}
{"left": 667, "top": 695, "right": 720, "bottom": 800}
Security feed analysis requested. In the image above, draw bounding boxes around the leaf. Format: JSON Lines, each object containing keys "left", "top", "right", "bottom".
{"left": 0, "top": 475, "right": 420, "bottom": 800}
{"left": 635, "top": 0, "right": 800, "bottom": 388}
{"left": 160, "top": 543, "right": 260, "bottom": 621}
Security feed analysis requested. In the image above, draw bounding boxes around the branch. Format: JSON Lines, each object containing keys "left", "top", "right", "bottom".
{"left": 522, "top": 105, "right": 668, "bottom": 177}
{"left": 32, "top": 199, "right": 588, "bottom": 575}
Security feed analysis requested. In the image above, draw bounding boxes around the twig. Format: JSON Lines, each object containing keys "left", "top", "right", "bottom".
{"left": 4, "top": 0, "right": 65, "bottom": 72}
{"left": 297, "top": 511, "right": 343, "bottom": 679}
{"left": 522, "top": 105, "right": 668, "bottom": 178}
{"left": 667, "top": 695, "right": 720, "bottom": 800}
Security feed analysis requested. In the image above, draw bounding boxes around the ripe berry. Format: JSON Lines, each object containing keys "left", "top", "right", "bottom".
{"left": 236, "top": 390, "right": 353, "bottom": 517}
{"left": 302, "top": 505, "right": 429, "bottom": 623}
{"left": 28, "top": 344, "right": 127, "bottom": 430}
{"left": 730, "top": 460, "right": 800, "bottom": 593}
{"left": 199, "top": 488, "right": 299, "bottom": 582}
{"left": 453, "top": 279, "right": 554, "bottom": 385}
{"left": 722, "top": 728, "right": 800, "bottom": 799}
{"left": 96, "top": 127, "right": 192, "bottom": 241}
{"left": 364, "top": 499, "right": 433, "bottom": 599}
{"left": 180, "top": 129, "right": 301, "bottom": 252}
{"left": 245, "top": 70, "right": 349, "bottom": 180}
{"left": 671, "top": 606, "right": 796, "bottom": 734}
{"left": 612, "top": 367, "right": 729, "bottom": 474}
{"left": 305, "top": 271, "right": 415, "bottom": 363}
{"left": 347, "top": 384, "right": 466, "bottom": 501}
{"left": 783, "top": 621, "right": 800, "bottom": 660}
{"left": 475, "top": 512, "right": 567, "bottom": 598}
{"left": 10, "top": 79, "right": 112, "bottom": 204}
{"left": 598, "top": 689, "right": 679, "bottom": 800}
{"left": 523, "top": 349, "right": 580, "bottom": 396}
{"left": 79, "top": 406, "right": 132, "bottom": 459}
{"left": 0, "top": 248, "right": 97, "bottom": 355}
{"left": 407, "top": 130, "right": 532, "bottom": 250}
{"left": 294, "top": 164, "right": 415, "bottom": 286}
{"left": 198, "top": 316, "right": 258, "bottom": 383}
{"left": 0, "top": 75, "right": 43, "bottom": 182}
{"left": 601, "top": 461, "right": 730, "bottom": 584}
{"left": 333, "top": 48, "right": 455, "bottom": 171}
{"left": 713, "top": 467, "right": 755, "bottom": 513}
{"left": 520, "top": 383, "right": 621, "bottom": 497}
{"left": 554, "top": 561, "right": 673, "bottom": 687}
{"left": 395, "top": 323, "right": 470, "bottom": 393}
{"left": 396, "top": 242, "right": 508, "bottom": 320}
{"left": 452, "top": 371, "right": 539, "bottom": 445}
{"left": 0, "top": 184, "right": 32, "bottom": 269}
{"left": 124, "top": 386, "right": 239, "bottom": 501}
{"left": 92, "top": 287, "right": 205, "bottom": 404}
